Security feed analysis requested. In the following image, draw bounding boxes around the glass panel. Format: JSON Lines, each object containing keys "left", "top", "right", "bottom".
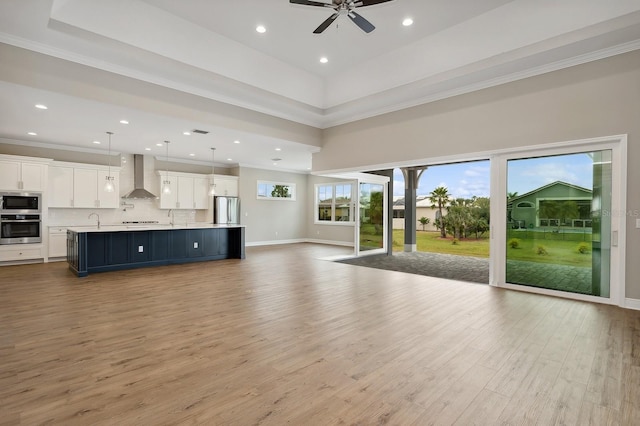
{"left": 318, "top": 205, "right": 332, "bottom": 221}
{"left": 359, "top": 183, "right": 384, "bottom": 251}
{"left": 506, "top": 150, "right": 611, "bottom": 296}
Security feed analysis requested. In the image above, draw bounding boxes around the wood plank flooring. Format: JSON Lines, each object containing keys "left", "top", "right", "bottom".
{"left": 1, "top": 243, "right": 639, "bottom": 425}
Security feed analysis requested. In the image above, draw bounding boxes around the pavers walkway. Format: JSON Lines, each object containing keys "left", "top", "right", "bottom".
{"left": 338, "top": 251, "right": 595, "bottom": 294}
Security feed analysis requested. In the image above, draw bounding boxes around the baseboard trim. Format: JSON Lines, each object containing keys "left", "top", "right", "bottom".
{"left": 305, "top": 239, "right": 354, "bottom": 247}
{"left": 246, "top": 239, "right": 355, "bottom": 248}
{"left": 246, "top": 239, "right": 306, "bottom": 247}
{"left": 625, "top": 298, "right": 640, "bottom": 311}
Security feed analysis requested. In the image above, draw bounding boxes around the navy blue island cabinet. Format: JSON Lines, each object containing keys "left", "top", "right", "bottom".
{"left": 66, "top": 225, "right": 245, "bottom": 277}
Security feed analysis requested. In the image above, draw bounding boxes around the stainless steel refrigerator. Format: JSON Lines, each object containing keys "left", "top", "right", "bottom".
{"left": 214, "top": 196, "right": 240, "bottom": 224}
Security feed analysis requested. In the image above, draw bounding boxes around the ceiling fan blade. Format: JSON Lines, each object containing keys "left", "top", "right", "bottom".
{"left": 348, "top": 11, "right": 375, "bottom": 33}
{"left": 313, "top": 12, "right": 339, "bottom": 34}
{"left": 353, "top": 0, "right": 394, "bottom": 7}
{"left": 290, "top": 0, "right": 333, "bottom": 7}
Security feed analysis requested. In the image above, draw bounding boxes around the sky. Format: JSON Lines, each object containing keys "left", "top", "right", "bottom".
{"left": 392, "top": 152, "right": 597, "bottom": 198}
{"left": 393, "top": 160, "right": 490, "bottom": 198}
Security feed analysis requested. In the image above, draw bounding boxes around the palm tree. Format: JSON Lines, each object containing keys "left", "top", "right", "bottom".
{"left": 418, "top": 216, "right": 430, "bottom": 231}
{"left": 429, "top": 186, "right": 451, "bottom": 238}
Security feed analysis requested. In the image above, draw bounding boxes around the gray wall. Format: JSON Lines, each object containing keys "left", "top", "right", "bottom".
{"left": 238, "top": 167, "right": 309, "bottom": 244}
{"left": 315, "top": 51, "right": 640, "bottom": 299}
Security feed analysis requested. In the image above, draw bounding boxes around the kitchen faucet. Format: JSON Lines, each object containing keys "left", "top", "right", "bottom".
{"left": 88, "top": 212, "right": 100, "bottom": 229}
{"left": 168, "top": 209, "right": 174, "bottom": 226}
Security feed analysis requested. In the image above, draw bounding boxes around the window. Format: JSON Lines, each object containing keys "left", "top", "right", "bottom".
{"left": 315, "top": 183, "right": 355, "bottom": 223}
{"left": 257, "top": 181, "right": 296, "bottom": 200}
{"left": 393, "top": 209, "right": 405, "bottom": 219}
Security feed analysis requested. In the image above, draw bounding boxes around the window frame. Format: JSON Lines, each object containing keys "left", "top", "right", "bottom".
{"left": 315, "top": 182, "right": 356, "bottom": 225}
{"left": 256, "top": 180, "right": 297, "bottom": 201}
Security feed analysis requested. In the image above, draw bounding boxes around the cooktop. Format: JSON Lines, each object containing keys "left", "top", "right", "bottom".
{"left": 121, "top": 221, "right": 159, "bottom": 224}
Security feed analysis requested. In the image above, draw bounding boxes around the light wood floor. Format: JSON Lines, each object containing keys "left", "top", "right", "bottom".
{"left": 1, "top": 243, "right": 639, "bottom": 425}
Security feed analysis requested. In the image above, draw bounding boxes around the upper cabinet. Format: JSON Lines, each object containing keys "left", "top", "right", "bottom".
{"left": 213, "top": 175, "right": 239, "bottom": 197}
{"left": 157, "top": 172, "right": 236, "bottom": 209}
{"left": 49, "top": 162, "right": 120, "bottom": 209}
{"left": 0, "top": 157, "right": 48, "bottom": 191}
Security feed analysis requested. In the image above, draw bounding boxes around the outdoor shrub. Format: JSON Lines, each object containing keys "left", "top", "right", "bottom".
{"left": 537, "top": 245, "right": 548, "bottom": 255}
{"left": 577, "top": 242, "right": 590, "bottom": 254}
{"left": 508, "top": 238, "right": 520, "bottom": 249}
{"left": 452, "top": 238, "right": 459, "bottom": 245}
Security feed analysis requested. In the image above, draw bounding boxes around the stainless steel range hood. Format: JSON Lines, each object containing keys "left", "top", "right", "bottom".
{"left": 122, "top": 155, "right": 158, "bottom": 199}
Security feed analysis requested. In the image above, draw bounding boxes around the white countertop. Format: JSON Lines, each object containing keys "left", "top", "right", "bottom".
{"left": 66, "top": 223, "right": 243, "bottom": 233}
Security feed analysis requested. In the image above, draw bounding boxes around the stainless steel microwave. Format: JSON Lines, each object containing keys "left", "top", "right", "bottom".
{"left": 0, "top": 192, "right": 41, "bottom": 214}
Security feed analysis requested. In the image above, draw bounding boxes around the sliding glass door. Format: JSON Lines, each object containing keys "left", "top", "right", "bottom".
{"left": 492, "top": 136, "right": 624, "bottom": 305}
{"left": 505, "top": 151, "right": 611, "bottom": 296}
{"left": 357, "top": 181, "right": 387, "bottom": 256}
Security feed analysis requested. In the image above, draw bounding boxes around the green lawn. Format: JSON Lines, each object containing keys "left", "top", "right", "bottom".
{"left": 392, "top": 230, "right": 490, "bottom": 257}
{"left": 392, "top": 229, "right": 593, "bottom": 267}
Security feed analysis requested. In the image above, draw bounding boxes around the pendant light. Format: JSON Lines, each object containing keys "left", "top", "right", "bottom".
{"left": 104, "top": 131, "right": 115, "bottom": 192}
{"left": 162, "top": 140, "right": 171, "bottom": 195}
{"left": 209, "top": 147, "right": 216, "bottom": 197}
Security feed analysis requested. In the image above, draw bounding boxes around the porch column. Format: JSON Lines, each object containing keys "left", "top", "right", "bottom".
{"left": 401, "top": 167, "right": 426, "bottom": 252}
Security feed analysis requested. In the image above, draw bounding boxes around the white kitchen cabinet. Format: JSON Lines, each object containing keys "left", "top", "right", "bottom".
{"left": 213, "top": 175, "right": 238, "bottom": 197}
{"left": 157, "top": 172, "right": 211, "bottom": 210}
{"left": 50, "top": 162, "right": 120, "bottom": 209}
{"left": 158, "top": 174, "right": 177, "bottom": 209}
{"left": 48, "top": 227, "right": 68, "bottom": 259}
{"left": 0, "top": 159, "right": 47, "bottom": 191}
{"left": 0, "top": 245, "right": 44, "bottom": 262}
{"left": 73, "top": 168, "right": 99, "bottom": 208}
{"left": 48, "top": 165, "right": 74, "bottom": 207}
{"left": 193, "top": 177, "right": 210, "bottom": 209}
{"left": 177, "top": 176, "right": 194, "bottom": 209}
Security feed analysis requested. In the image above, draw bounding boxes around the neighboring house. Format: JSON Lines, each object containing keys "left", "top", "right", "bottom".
{"left": 392, "top": 196, "right": 441, "bottom": 230}
{"left": 507, "top": 181, "right": 593, "bottom": 229}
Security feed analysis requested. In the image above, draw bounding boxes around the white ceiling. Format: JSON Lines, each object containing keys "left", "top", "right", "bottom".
{"left": 1, "top": 0, "right": 640, "bottom": 172}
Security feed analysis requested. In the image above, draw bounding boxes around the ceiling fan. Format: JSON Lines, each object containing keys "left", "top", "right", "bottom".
{"left": 290, "top": 0, "right": 394, "bottom": 34}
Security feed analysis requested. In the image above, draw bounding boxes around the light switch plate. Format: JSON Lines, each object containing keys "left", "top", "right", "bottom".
{"left": 193, "top": 242, "right": 198, "bottom": 249}
{"left": 138, "top": 245, "right": 143, "bottom": 253}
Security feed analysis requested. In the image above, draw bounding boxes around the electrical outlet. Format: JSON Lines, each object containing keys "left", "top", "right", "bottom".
{"left": 138, "top": 246, "right": 144, "bottom": 253}
{"left": 275, "top": 231, "right": 278, "bottom": 237}
{"left": 193, "top": 242, "right": 198, "bottom": 249}
{"left": 317, "top": 230, "right": 320, "bottom": 235}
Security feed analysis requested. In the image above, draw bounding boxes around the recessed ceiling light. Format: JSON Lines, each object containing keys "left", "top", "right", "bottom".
{"left": 35, "top": 104, "right": 47, "bottom": 110}
{"left": 402, "top": 18, "right": 413, "bottom": 27}
{"left": 273, "top": 163, "right": 278, "bottom": 166}
{"left": 92, "top": 141, "right": 101, "bottom": 144}
{"left": 227, "top": 158, "right": 233, "bottom": 161}
{"left": 320, "top": 57, "right": 328, "bottom": 64}
{"left": 256, "top": 25, "right": 266, "bottom": 33}
{"left": 156, "top": 143, "right": 163, "bottom": 147}
{"left": 183, "top": 131, "right": 191, "bottom": 136}
{"left": 145, "top": 147, "right": 151, "bottom": 151}
{"left": 27, "top": 132, "right": 37, "bottom": 136}
{"left": 275, "top": 148, "right": 282, "bottom": 151}
{"left": 234, "top": 140, "right": 240, "bottom": 144}
{"left": 120, "top": 120, "right": 129, "bottom": 124}
{"left": 189, "top": 153, "right": 195, "bottom": 157}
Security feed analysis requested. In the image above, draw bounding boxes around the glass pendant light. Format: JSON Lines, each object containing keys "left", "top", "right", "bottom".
{"left": 209, "top": 147, "right": 216, "bottom": 197}
{"left": 104, "top": 131, "right": 115, "bottom": 192}
{"left": 162, "top": 140, "right": 171, "bottom": 195}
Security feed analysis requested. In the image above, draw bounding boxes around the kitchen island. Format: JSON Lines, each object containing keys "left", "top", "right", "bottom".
{"left": 67, "top": 223, "right": 245, "bottom": 277}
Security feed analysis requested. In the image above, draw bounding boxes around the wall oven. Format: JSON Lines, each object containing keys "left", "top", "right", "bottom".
{"left": 0, "top": 192, "right": 41, "bottom": 214}
{"left": 0, "top": 214, "right": 42, "bottom": 244}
